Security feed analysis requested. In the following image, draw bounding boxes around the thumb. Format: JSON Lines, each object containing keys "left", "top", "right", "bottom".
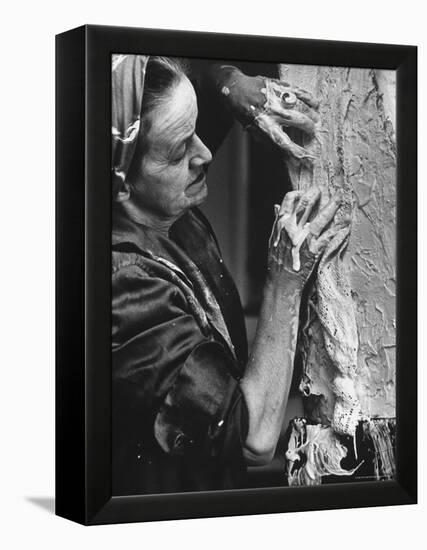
{"left": 313, "top": 221, "right": 350, "bottom": 254}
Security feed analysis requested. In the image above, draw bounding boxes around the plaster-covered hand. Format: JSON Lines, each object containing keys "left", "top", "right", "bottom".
{"left": 267, "top": 188, "right": 347, "bottom": 286}
{"left": 217, "top": 66, "right": 319, "bottom": 162}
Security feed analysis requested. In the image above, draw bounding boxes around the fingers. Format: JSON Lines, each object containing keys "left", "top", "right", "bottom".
{"left": 292, "top": 86, "right": 320, "bottom": 110}
{"left": 277, "top": 187, "right": 321, "bottom": 226}
{"left": 278, "top": 187, "right": 329, "bottom": 227}
{"left": 270, "top": 103, "right": 317, "bottom": 136}
{"left": 271, "top": 191, "right": 304, "bottom": 248}
{"left": 312, "top": 222, "right": 350, "bottom": 255}
{"left": 266, "top": 79, "right": 318, "bottom": 134}
{"left": 279, "top": 187, "right": 319, "bottom": 219}
{"left": 272, "top": 193, "right": 301, "bottom": 247}
{"left": 271, "top": 79, "right": 320, "bottom": 110}
{"left": 312, "top": 226, "right": 342, "bottom": 253}
{"left": 255, "top": 113, "right": 316, "bottom": 162}
{"left": 279, "top": 190, "right": 304, "bottom": 217}
{"left": 297, "top": 187, "right": 321, "bottom": 226}
{"left": 268, "top": 79, "right": 294, "bottom": 103}
{"left": 275, "top": 189, "right": 321, "bottom": 260}
{"left": 309, "top": 192, "right": 343, "bottom": 237}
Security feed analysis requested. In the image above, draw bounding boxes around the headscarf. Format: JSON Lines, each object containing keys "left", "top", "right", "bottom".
{"left": 111, "top": 54, "right": 149, "bottom": 198}
{"left": 111, "top": 54, "right": 237, "bottom": 360}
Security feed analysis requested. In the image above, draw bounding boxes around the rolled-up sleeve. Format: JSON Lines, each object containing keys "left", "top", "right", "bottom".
{"left": 112, "top": 258, "right": 248, "bottom": 461}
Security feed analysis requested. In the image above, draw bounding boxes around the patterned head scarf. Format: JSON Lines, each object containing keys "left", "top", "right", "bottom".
{"left": 111, "top": 54, "right": 149, "bottom": 198}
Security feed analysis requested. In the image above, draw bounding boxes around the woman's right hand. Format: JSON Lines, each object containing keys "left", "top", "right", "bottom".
{"left": 267, "top": 187, "right": 347, "bottom": 288}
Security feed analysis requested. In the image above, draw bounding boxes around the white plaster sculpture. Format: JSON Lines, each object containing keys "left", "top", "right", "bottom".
{"left": 276, "top": 64, "right": 396, "bottom": 483}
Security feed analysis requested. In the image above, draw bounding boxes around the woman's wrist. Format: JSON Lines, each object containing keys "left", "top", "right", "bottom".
{"left": 264, "top": 269, "right": 303, "bottom": 305}
{"left": 266, "top": 262, "right": 304, "bottom": 292}
{"left": 210, "top": 65, "right": 266, "bottom": 126}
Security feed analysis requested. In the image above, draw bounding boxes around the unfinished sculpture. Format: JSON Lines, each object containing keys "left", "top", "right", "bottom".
{"left": 278, "top": 64, "right": 396, "bottom": 484}
{"left": 253, "top": 78, "right": 318, "bottom": 163}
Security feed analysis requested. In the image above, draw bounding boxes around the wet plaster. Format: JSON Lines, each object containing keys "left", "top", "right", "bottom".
{"left": 279, "top": 64, "right": 396, "bottom": 421}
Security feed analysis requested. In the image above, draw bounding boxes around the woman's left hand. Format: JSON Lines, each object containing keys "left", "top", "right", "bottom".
{"left": 268, "top": 187, "right": 348, "bottom": 287}
{"left": 218, "top": 67, "right": 319, "bottom": 163}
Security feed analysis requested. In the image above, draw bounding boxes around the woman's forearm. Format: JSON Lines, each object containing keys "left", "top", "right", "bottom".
{"left": 240, "top": 275, "right": 302, "bottom": 466}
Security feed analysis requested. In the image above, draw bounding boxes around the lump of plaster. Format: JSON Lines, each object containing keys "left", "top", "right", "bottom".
{"left": 285, "top": 418, "right": 361, "bottom": 486}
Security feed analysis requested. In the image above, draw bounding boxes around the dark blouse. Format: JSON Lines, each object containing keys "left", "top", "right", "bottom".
{"left": 112, "top": 206, "right": 249, "bottom": 495}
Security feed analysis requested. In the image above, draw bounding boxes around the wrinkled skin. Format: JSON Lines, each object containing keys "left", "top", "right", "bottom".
{"left": 220, "top": 69, "right": 319, "bottom": 162}
{"left": 267, "top": 187, "right": 349, "bottom": 283}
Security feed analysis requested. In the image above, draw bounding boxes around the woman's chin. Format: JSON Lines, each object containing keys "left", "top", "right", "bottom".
{"left": 185, "top": 178, "right": 208, "bottom": 202}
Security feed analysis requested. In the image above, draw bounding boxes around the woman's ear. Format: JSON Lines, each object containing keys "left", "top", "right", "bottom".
{"left": 115, "top": 180, "right": 131, "bottom": 202}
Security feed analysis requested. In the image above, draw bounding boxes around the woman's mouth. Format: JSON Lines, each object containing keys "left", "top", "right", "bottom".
{"left": 189, "top": 171, "right": 206, "bottom": 187}
{"left": 186, "top": 171, "right": 207, "bottom": 197}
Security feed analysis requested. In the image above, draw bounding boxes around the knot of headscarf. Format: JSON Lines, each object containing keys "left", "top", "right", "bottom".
{"left": 111, "top": 54, "right": 149, "bottom": 198}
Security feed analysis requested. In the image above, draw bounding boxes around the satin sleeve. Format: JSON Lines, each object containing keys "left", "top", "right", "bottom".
{"left": 112, "top": 259, "right": 248, "bottom": 460}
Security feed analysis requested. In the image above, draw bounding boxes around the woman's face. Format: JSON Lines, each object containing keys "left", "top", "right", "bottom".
{"left": 129, "top": 76, "right": 212, "bottom": 221}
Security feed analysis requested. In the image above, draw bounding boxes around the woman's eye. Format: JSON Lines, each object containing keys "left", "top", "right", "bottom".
{"left": 171, "top": 147, "right": 186, "bottom": 164}
{"left": 172, "top": 152, "right": 185, "bottom": 163}
{"left": 171, "top": 135, "right": 194, "bottom": 164}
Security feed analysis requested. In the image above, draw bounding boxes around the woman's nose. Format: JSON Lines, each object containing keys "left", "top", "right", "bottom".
{"left": 191, "top": 134, "right": 212, "bottom": 166}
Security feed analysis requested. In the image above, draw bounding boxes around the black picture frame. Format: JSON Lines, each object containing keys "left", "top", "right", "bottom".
{"left": 55, "top": 24, "right": 417, "bottom": 525}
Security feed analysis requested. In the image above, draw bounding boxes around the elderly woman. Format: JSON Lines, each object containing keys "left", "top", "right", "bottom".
{"left": 111, "top": 55, "right": 343, "bottom": 495}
